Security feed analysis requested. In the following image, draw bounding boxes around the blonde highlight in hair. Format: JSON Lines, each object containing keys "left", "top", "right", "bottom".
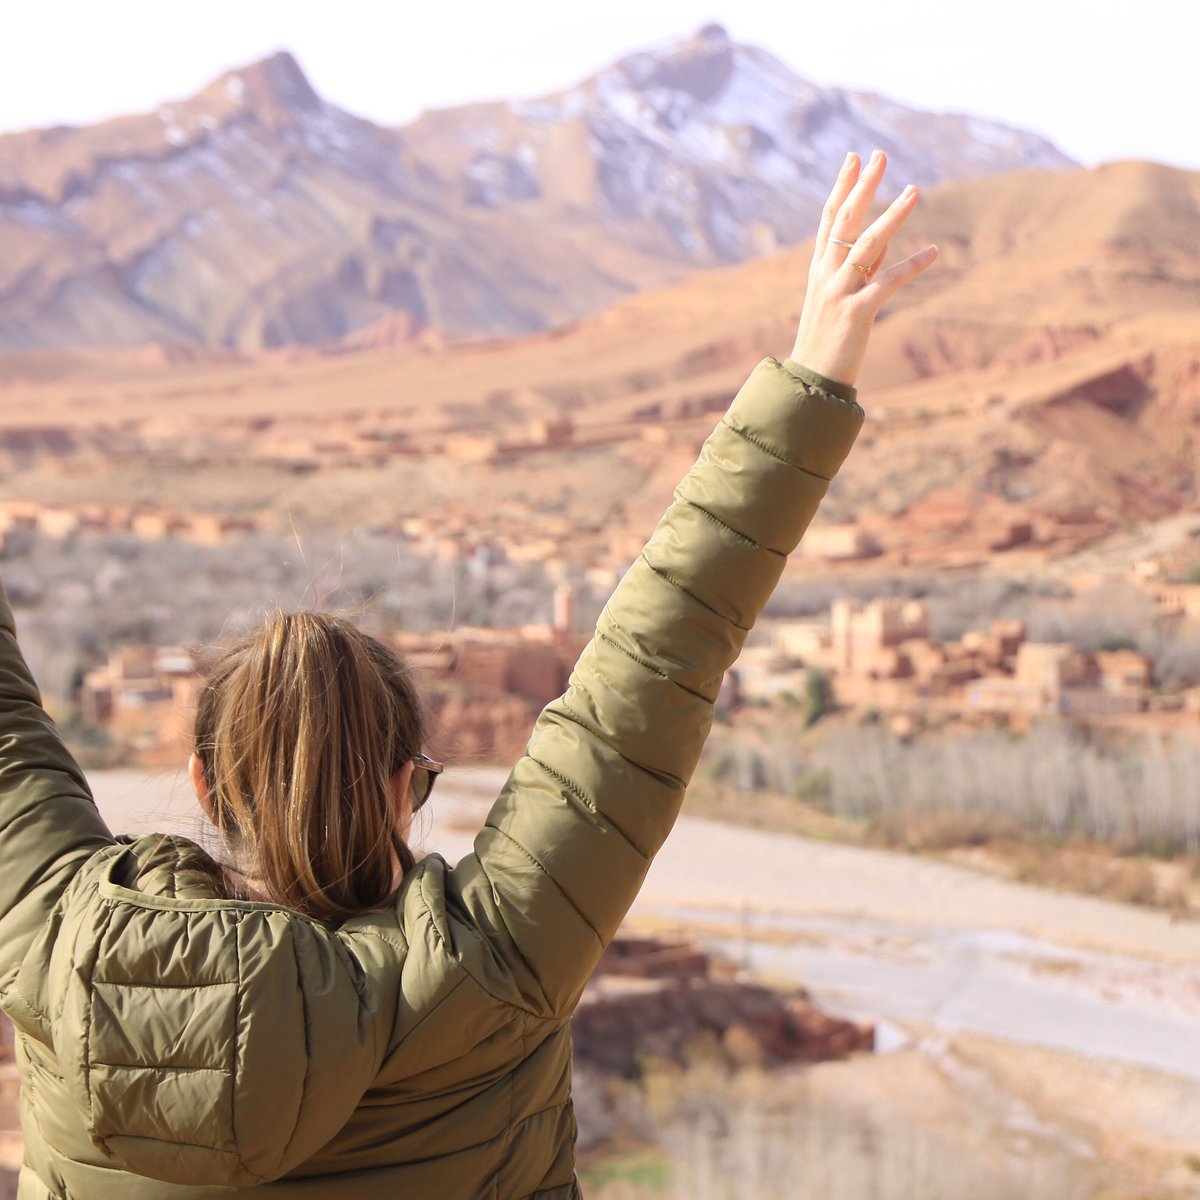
{"left": 194, "top": 612, "right": 425, "bottom": 922}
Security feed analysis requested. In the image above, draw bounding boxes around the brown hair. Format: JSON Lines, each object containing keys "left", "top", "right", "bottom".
{"left": 193, "top": 611, "right": 425, "bottom": 922}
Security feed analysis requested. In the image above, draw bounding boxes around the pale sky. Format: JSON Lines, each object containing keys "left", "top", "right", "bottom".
{"left": 2, "top": 0, "right": 1197, "bottom": 170}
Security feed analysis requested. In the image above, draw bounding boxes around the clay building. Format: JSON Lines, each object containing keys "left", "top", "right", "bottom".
{"left": 830, "top": 598, "right": 929, "bottom": 673}
{"left": 77, "top": 646, "right": 209, "bottom": 730}
{"left": 1148, "top": 581, "right": 1200, "bottom": 621}
{"left": 967, "top": 643, "right": 1152, "bottom": 716}
{"left": 770, "top": 600, "right": 1155, "bottom": 721}
{"left": 800, "top": 523, "right": 883, "bottom": 562}
{"left": 961, "top": 619, "right": 1026, "bottom": 669}
{"left": 182, "top": 513, "right": 257, "bottom": 546}
{"left": 527, "top": 416, "right": 574, "bottom": 448}
{"left": 443, "top": 433, "right": 502, "bottom": 463}
{"left": 773, "top": 621, "right": 831, "bottom": 664}
{"left": 1016, "top": 643, "right": 1095, "bottom": 698}
{"left": 407, "top": 631, "right": 579, "bottom": 710}
{"left": 130, "top": 511, "right": 186, "bottom": 540}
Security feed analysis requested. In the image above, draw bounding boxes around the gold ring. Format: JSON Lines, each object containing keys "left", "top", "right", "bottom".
{"left": 849, "top": 261, "right": 872, "bottom": 275}
{"left": 829, "top": 237, "right": 856, "bottom": 248}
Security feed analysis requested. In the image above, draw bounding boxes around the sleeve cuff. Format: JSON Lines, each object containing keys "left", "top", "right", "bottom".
{"left": 781, "top": 359, "right": 858, "bottom": 405}
{"left": 722, "top": 358, "right": 864, "bottom": 485}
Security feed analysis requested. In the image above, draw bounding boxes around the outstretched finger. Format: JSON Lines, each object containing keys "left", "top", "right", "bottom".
{"left": 814, "top": 153, "right": 861, "bottom": 257}
{"left": 870, "top": 244, "right": 940, "bottom": 303}
{"left": 844, "top": 184, "right": 920, "bottom": 277}
{"left": 827, "top": 149, "right": 888, "bottom": 253}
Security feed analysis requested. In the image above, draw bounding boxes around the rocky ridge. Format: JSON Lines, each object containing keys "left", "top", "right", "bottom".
{"left": 0, "top": 27, "right": 1073, "bottom": 351}
{"left": 410, "top": 23, "right": 1070, "bottom": 260}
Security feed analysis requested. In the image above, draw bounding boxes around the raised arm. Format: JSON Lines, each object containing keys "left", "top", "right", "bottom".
{"left": 448, "top": 152, "right": 938, "bottom": 1016}
{"left": 0, "top": 585, "right": 115, "bottom": 992}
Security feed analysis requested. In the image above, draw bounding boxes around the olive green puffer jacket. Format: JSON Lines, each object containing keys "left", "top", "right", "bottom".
{"left": 0, "top": 358, "right": 862, "bottom": 1199}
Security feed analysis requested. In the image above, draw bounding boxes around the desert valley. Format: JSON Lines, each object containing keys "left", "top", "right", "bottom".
{"left": 1, "top": 24, "right": 1199, "bottom": 1199}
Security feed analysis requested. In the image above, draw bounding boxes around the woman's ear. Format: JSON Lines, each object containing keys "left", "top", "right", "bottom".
{"left": 189, "top": 751, "right": 217, "bottom": 825}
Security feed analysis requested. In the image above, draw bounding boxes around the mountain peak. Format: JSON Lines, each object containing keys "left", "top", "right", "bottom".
{"left": 210, "top": 51, "right": 322, "bottom": 117}
{"left": 609, "top": 23, "right": 742, "bottom": 104}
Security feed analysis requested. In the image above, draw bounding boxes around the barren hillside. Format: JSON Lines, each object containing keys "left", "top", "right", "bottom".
{"left": 0, "top": 161, "right": 1195, "bottom": 574}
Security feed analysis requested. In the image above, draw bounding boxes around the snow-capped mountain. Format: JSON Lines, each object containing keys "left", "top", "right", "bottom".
{"left": 437, "top": 23, "right": 1071, "bottom": 260}
{"left": 0, "top": 27, "right": 1074, "bottom": 351}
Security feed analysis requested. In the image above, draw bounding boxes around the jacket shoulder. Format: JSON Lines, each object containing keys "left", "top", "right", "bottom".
{"left": 8, "top": 841, "right": 546, "bottom": 1186}
{"left": 10, "top": 839, "right": 399, "bottom": 1185}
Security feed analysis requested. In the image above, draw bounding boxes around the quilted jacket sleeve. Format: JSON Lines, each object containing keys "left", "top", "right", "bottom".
{"left": 448, "top": 358, "right": 864, "bottom": 1016}
{"left": 0, "top": 584, "right": 114, "bottom": 992}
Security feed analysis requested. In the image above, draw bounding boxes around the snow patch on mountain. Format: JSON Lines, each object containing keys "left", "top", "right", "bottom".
{"left": 0, "top": 27, "right": 1080, "bottom": 350}
{"left": 492, "top": 25, "right": 1073, "bottom": 259}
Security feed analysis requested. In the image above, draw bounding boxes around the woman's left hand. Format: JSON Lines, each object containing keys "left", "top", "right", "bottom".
{"left": 790, "top": 150, "right": 938, "bottom": 388}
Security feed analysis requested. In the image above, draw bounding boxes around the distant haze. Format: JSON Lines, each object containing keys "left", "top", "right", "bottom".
{"left": 2, "top": 0, "right": 1197, "bottom": 170}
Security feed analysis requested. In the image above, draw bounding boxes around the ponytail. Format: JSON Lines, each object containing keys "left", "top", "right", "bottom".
{"left": 194, "top": 612, "right": 425, "bottom": 921}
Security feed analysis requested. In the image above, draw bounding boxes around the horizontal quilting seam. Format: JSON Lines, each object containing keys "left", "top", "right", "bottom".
{"left": 7, "top": 982, "right": 50, "bottom": 1026}
{"left": 484, "top": 826, "right": 548, "bottom": 881}
{"left": 677, "top": 495, "right": 784, "bottom": 558}
{"left": 525, "top": 754, "right": 649, "bottom": 864}
{"left": 526, "top": 755, "right": 596, "bottom": 813}
{"left": 597, "top": 630, "right": 668, "bottom": 681}
{"left": 89, "top": 1063, "right": 227, "bottom": 1073}
{"left": 597, "top": 627, "right": 713, "bottom": 705}
{"left": 338, "top": 926, "right": 407, "bottom": 955}
{"left": 483, "top": 825, "right": 604, "bottom": 947}
{"left": 720, "top": 417, "right": 835, "bottom": 481}
{"left": 556, "top": 697, "right": 686, "bottom": 790}
{"left": 639, "top": 555, "right": 751, "bottom": 632}
{"left": 103, "top": 1132, "right": 243, "bottom": 1156}
{"left": 91, "top": 980, "right": 237, "bottom": 989}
